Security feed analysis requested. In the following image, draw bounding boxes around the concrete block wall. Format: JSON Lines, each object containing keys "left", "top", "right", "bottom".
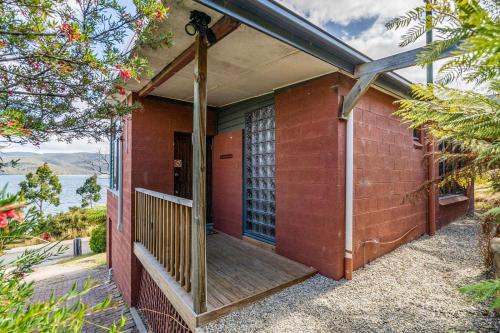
{"left": 107, "top": 73, "right": 474, "bottom": 299}
{"left": 106, "top": 191, "right": 117, "bottom": 271}
{"left": 212, "top": 130, "right": 243, "bottom": 238}
{"left": 274, "top": 73, "right": 345, "bottom": 279}
{"left": 437, "top": 193, "right": 474, "bottom": 229}
{"left": 338, "top": 76, "right": 428, "bottom": 270}
{"left": 107, "top": 96, "right": 216, "bottom": 305}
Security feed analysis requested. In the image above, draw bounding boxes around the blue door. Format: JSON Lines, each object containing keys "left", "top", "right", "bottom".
{"left": 243, "top": 105, "right": 276, "bottom": 244}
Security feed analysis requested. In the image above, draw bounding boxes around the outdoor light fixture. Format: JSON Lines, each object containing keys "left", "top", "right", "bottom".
{"left": 185, "top": 10, "right": 217, "bottom": 44}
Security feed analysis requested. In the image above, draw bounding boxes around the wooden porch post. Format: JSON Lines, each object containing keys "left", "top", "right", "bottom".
{"left": 191, "top": 33, "right": 208, "bottom": 314}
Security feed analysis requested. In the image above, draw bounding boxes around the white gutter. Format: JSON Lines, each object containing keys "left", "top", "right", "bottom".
{"left": 344, "top": 110, "right": 354, "bottom": 279}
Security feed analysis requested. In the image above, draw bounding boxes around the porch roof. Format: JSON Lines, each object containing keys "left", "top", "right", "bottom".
{"left": 125, "top": 0, "right": 412, "bottom": 107}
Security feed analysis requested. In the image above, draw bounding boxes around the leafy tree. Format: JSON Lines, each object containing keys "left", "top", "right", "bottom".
{"left": 77, "top": 174, "right": 102, "bottom": 208}
{"left": 19, "top": 163, "right": 62, "bottom": 218}
{"left": 387, "top": 0, "right": 499, "bottom": 309}
{"left": 0, "top": 0, "right": 172, "bottom": 144}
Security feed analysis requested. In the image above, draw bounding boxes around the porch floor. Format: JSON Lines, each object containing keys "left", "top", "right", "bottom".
{"left": 205, "top": 232, "right": 317, "bottom": 312}
{"left": 134, "top": 232, "right": 317, "bottom": 329}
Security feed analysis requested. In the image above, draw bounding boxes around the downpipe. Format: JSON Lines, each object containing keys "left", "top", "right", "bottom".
{"left": 117, "top": 135, "right": 123, "bottom": 232}
{"left": 344, "top": 110, "right": 354, "bottom": 280}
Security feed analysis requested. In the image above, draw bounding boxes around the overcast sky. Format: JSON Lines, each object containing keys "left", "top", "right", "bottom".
{"left": 5, "top": 0, "right": 428, "bottom": 154}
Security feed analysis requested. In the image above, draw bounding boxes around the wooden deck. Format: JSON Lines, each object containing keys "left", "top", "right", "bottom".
{"left": 134, "top": 232, "right": 316, "bottom": 329}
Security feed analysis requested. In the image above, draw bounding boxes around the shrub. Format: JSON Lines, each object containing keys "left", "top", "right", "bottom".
{"left": 40, "top": 206, "right": 106, "bottom": 239}
{"left": 89, "top": 225, "right": 106, "bottom": 253}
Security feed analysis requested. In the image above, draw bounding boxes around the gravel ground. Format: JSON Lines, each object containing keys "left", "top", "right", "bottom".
{"left": 204, "top": 217, "right": 500, "bottom": 333}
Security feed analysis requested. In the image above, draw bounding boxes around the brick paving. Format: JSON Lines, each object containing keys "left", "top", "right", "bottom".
{"left": 31, "top": 265, "right": 138, "bottom": 332}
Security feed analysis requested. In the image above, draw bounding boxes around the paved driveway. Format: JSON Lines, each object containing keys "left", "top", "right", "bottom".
{"left": 31, "top": 263, "right": 137, "bottom": 332}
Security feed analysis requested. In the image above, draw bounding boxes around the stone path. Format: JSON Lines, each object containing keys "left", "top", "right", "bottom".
{"left": 31, "top": 265, "right": 138, "bottom": 332}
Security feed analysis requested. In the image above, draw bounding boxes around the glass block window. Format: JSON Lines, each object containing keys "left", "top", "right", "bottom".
{"left": 244, "top": 105, "right": 276, "bottom": 244}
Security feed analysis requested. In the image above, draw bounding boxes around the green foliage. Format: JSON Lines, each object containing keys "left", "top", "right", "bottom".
{"left": 77, "top": 175, "right": 102, "bottom": 208}
{"left": 389, "top": 0, "right": 500, "bottom": 312}
{"left": 386, "top": 0, "right": 500, "bottom": 85}
{"left": 40, "top": 206, "right": 106, "bottom": 239}
{"left": 459, "top": 279, "right": 500, "bottom": 310}
{"left": 89, "top": 225, "right": 106, "bottom": 254}
{"left": 389, "top": 0, "right": 499, "bottom": 209}
{"left": 489, "top": 170, "right": 500, "bottom": 192}
{"left": 0, "top": 186, "right": 123, "bottom": 332}
{"left": 0, "top": 0, "right": 172, "bottom": 144}
{"left": 19, "top": 163, "right": 61, "bottom": 218}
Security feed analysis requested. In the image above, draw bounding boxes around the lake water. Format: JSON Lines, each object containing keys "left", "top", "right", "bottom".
{"left": 0, "top": 175, "right": 109, "bottom": 214}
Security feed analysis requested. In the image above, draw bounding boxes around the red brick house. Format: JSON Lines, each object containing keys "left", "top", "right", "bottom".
{"left": 106, "top": 1, "right": 473, "bottom": 331}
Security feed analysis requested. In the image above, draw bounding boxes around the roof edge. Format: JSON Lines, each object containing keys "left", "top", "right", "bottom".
{"left": 195, "top": 0, "right": 412, "bottom": 98}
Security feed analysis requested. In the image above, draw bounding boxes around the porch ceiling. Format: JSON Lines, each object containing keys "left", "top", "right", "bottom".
{"left": 123, "top": 1, "right": 223, "bottom": 93}
{"left": 124, "top": 1, "right": 337, "bottom": 107}
{"left": 150, "top": 24, "right": 336, "bottom": 107}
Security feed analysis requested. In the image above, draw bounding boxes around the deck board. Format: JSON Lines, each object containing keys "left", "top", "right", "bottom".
{"left": 134, "top": 232, "right": 317, "bottom": 329}
{"left": 205, "top": 233, "right": 316, "bottom": 312}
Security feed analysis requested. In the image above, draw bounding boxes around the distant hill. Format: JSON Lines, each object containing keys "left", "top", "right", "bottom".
{"left": 0, "top": 152, "right": 109, "bottom": 175}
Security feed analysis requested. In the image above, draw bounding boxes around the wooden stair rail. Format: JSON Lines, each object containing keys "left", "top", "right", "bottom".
{"left": 135, "top": 188, "right": 192, "bottom": 292}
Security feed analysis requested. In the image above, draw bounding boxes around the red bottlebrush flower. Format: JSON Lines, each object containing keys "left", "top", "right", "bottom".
{"left": 42, "top": 232, "right": 51, "bottom": 241}
{"left": 117, "top": 85, "right": 126, "bottom": 95}
{"left": 0, "top": 215, "right": 8, "bottom": 229}
{"left": 119, "top": 68, "right": 132, "bottom": 80}
{"left": 155, "top": 10, "right": 163, "bottom": 20}
{"left": 6, "top": 210, "right": 18, "bottom": 219}
{"left": 60, "top": 22, "right": 80, "bottom": 41}
{"left": 60, "top": 22, "right": 71, "bottom": 33}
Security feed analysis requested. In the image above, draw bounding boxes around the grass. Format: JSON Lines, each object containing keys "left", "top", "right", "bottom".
{"left": 57, "top": 252, "right": 107, "bottom": 268}
{"left": 475, "top": 183, "right": 500, "bottom": 212}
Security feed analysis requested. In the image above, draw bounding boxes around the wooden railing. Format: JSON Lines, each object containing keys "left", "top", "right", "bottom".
{"left": 135, "top": 188, "right": 192, "bottom": 292}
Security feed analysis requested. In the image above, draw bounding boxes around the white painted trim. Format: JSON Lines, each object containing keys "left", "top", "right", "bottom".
{"left": 345, "top": 111, "right": 354, "bottom": 260}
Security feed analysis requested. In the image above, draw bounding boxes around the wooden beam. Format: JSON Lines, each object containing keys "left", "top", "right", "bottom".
{"left": 354, "top": 44, "right": 457, "bottom": 78}
{"left": 191, "top": 33, "right": 208, "bottom": 315}
{"left": 138, "top": 16, "right": 239, "bottom": 97}
{"left": 341, "top": 72, "right": 379, "bottom": 118}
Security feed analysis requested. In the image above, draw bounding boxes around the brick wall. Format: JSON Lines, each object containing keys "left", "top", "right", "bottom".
{"left": 212, "top": 130, "right": 243, "bottom": 238}
{"left": 437, "top": 189, "right": 474, "bottom": 229}
{"left": 275, "top": 73, "right": 345, "bottom": 279}
{"left": 274, "top": 72, "right": 430, "bottom": 278}
{"left": 107, "top": 96, "right": 216, "bottom": 305}
{"left": 338, "top": 77, "right": 428, "bottom": 270}
{"left": 106, "top": 191, "right": 118, "bottom": 268}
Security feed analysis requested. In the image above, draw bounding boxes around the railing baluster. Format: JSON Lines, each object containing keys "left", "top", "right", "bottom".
{"left": 169, "top": 200, "right": 174, "bottom": 274}
{"left": 134, "top": 188, "right": 193, "bottom": 293}
{"left": 180, "top": 205, "right": 185, "bottom": 287}
{"left": 174, "top": 203, "right": 180, "bottom": 281}
{"left": 185, "top": 205, "right": 191, "bottom": 292}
